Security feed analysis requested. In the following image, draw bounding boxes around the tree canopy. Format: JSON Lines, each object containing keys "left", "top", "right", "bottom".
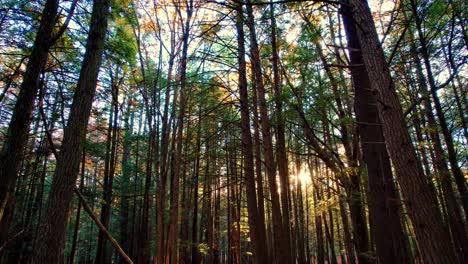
{"left": 0, "top": 0, "right": 466, "bottom": 263}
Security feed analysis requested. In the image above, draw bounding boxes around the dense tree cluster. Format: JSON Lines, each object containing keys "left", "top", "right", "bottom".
{"left": 0, "top": 0, "right": 466, "bottom": 263}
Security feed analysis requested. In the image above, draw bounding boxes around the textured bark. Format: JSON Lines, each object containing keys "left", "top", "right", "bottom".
{"left": 30, "top": 0, "right": 110, "bottom": 262}
{"left": 342, "top": 7, "right": 411, "bottom": 263}
{"left": 343, "top": 0, "right": 457, "bottom": 262}
{"left": 0, "top": 0, "right": 59, "bottom": 228}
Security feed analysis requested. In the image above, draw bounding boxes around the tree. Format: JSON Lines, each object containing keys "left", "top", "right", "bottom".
{"left": 234, "top": 2, "right": 269, "bottom": 263}
{"left": 342, "top": 0, "right": 458, "bottom": 262}
{"left": 30, "top": 0, "right": 110, "bottom": 262}
{"left": 0, "top": 0, "right": 60, "bottom": 239}
{"left": 0, "top": 0, "right": 465, "bottom": 263}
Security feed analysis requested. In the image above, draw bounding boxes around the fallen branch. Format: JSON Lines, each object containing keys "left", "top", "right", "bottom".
{"left": 74, "top": 188, "right": 134, "bottom": 264}
{"left": 39, "top": 100, "right": 133, "bottom": 264}
{"left": 0, "top": 229, "right": 25, "bottom": 255}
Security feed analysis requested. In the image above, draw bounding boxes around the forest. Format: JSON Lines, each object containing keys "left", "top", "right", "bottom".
{"left": 0, "top": 0, "right": 466, "bottom": 263}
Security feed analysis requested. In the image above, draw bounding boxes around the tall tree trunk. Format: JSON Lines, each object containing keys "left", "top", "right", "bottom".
{"left": 155, "top": 51, "right": 175, "bottom": 264}
{"left": 0, "top": 0, "right": 59, "bottom": 234}
{"left": 234, "top": 3, "right": 269, "bottom": 263}
{"left": 213, "top": 171, "right": 221, "bottom": 264}
{"left": 96, "top": 81, "right": 120, "bottom": 264}
{"left": 338, "top": 189, "right": 355, "bottom": 264}
{"left": 244, "top": 1, "right": 288, "bottom": 262}
{"left": 408, "top": 0, "right": 468, "bottom": 217}
{"left": 312, "top": 181, "right": 325, "bottom": 264}
{"left": 165, "top": 1, "right": 193, "bottom": 262}
{"left": 269, "top": 4, "right": 293, "bottom": 263}
{"left": 120, "top": 100, "right": 133, "bottom": 263}
{"left": 409, "top": 33, "right": 468, "bottom": 262}
{"left": 229, "top": 142, "right": 241, "bottom": 264}
{"left": 250, "top": 69, "right": 269, "bottom": 258}
{"left": 30, "top": 0, "right": 110, "bottom": 262}
{"left": 341, "top": 7, "right": 411, "bottom": 263}
{"left": 342, "top": 0, "right": 457, "bottom": 262}
{"left": 191, "top": 109, "right": 202, "bottom": 264}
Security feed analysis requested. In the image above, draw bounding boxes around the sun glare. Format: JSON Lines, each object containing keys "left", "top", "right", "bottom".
{"left": 295, "top": 167, "right": 311, "bottom": 185}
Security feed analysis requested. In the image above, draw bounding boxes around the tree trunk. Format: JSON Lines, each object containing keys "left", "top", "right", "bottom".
{"left": 119, "top": 100, "right": 133, "bottom": 264}
{"left": 0, "top": 0, "right": 59, "bottom": 231}
{"left": 244, "top": 2, "right": 288, "bottom": 262}
{"left": 408, "top": 0, "right": 468, "bottom": 217}
{"left": 191, "top": 110, "right": 202, "bottom": 264}
{"left": 341, "top": 7, "right": 411, "bottom": 263}
{"left": 270, "top": 4, "right": 293, "bottom": 263}
{"left": 409, "top": 32, "right": 468, "bottom": 263}
{"left": 342, "top": 0, "right": 457, "bottom": 262}
{"left": 165, "top": 2, "right": 193, "bottom": 262}
{"left": 96, "top": 81, "right": 120, "bottom": 264}
{"left": 235, "top": 3, "right": 269, "bottom": 263}
{"left": 30, "top": 0, "right": 110, "bottom": 262}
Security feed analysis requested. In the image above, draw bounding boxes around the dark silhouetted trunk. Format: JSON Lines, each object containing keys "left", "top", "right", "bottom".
{"left": 244, "top": 1, "right": 288, "bottom": 262}
{"left": 30, "top": 0, "right": 110, "bottom": 262}
{"left": 342, "top": 6, "right": 411, "bottom": 263}
{"left": 342, "top": 0, "right": 457, "bottom": 262}
{"left": 235, "top": 3, "right": 269, "bottom": 263}
{"left": 0, "top": 0, "right": 59, "bottom": 236}
{"left": 119, "top": 100, "right": 133, "bottom": 263}
{"left": 270, "top": 4, "right": 293, "bottom": 263}
{"left": 408, "top": 0, "right": 468, "bottom": 217}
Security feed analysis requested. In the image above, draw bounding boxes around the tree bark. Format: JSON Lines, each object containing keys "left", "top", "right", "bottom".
{"left": 30, "top": 0, "right": 110, "bottom": 262}
{"left": 0, "top": 0, "right": 59, "bottom": 230}
{"left": 342, "top": 0, "right": 457, "bottom": 262}
{"left": 341, "top": 6, "right": 411, "bottom": 263}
